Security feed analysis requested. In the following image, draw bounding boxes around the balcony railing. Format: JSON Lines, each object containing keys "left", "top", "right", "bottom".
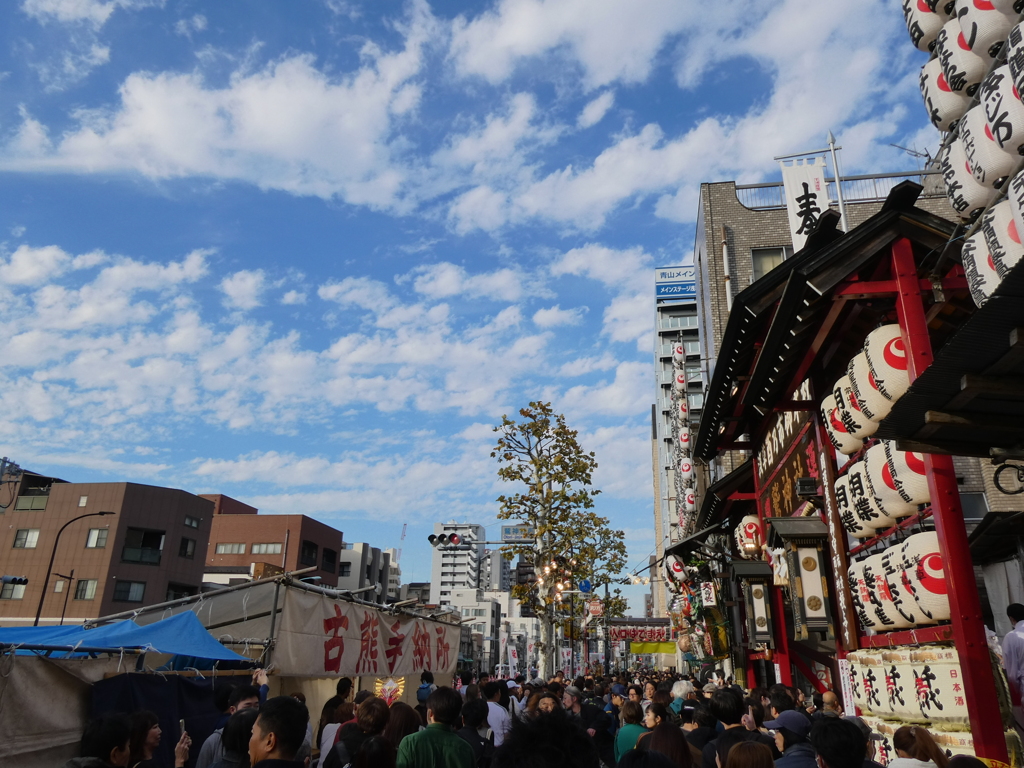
{"left": 734, "top": 170, "right": 942, "bottom": 211}
{"left": 121, "top": 547, "right": 161, "bottom": 565}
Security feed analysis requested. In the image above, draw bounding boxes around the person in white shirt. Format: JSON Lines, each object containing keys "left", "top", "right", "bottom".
{"left": 483, "top": 682, "right": 512, "bottom": 746}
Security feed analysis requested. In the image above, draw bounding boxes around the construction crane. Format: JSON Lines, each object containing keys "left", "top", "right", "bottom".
{"left": 393, "top": 524, "right": 405, "bottom": 565}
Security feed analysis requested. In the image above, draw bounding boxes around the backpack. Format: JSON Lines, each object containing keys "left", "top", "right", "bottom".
{"left": 416, "top": 682, "right": 435, "bottom": 703}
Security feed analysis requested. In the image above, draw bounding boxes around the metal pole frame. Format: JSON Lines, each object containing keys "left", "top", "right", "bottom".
{"left": 891, "top": 237, "right": 1007, "bottom": 761}
{"left": 34, "top": 511, "right": 114, "bottom": 626}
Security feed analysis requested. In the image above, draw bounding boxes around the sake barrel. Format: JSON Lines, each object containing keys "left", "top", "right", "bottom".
{"left": 902, "top": 0, "right": 945, "bottom": 51}
{"left": 881, "top": 544, "right": 930, "bottom": 628}
{"left": 845, "top": 652, "right": 865, "bottom": 713}
{"left": 864, "top": 717, "right": 895, "bottom": 765}
{"left": 871, "top": 649, "right": 897, "bottom": 718}
{"left": 935, "top": 18, "right": 989, "bottom": 96}
{"left": 920, "top": 56, "right": 973, "bottom": 131}
{"left": 864, "top": 325, "right": 912, "bottom": 407}
{"left": 909, "top": 645, "right": 969, "bottom": 724}
{"left": 847, "top": 459, "right": 890, "bottom": 536}
{"left": 957, "top": 0, "right": 1015, "bottom": 59}
{"left": 960, "top": 104, "right": 1017, "bottom": 187}
{"left": 822, "top": 393, "right": 865, "bottom": 455}
{"left": 883, "top": 441, "right": 930, "bottom": 507}
{"left": 848, "top": 351, "right": 892, "bottom": 422}
{"left": 862, "top": 552, "right": 916, "bottom": 630}
{"left": 881, "top": 647, "right": 916, "bottom": 720}
{"left": 864, "top": 443, "right": 916, "bottom": 523}
{"left": 833, "top": 375, "right": 878, "bottom": 440}
{"left": 961, "top": 223, "right": 1003, "bottom": 308}
{"left": 931, "top": 728, "right": 974, "bottom": 757}
{"left": 836, "top": 472, "right": 874, "bottom": 538}
{"left": 941, "top": 135, "right": 1000, "bottom": 218}
{"left": 901, "top": 531, "right": 952, "bottom": 623}
{"left": 979, "top": 65, "right": 1024, "bottom": 157}
{"left": 855, "top": 651, "right": 888, "bottom": 715}
{"left": 981, "top": 199, "right": 1024, "bottom": 280}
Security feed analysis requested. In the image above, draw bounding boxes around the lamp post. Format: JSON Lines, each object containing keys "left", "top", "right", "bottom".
{"left": 54, "top": 570, "right": 74, "bottom": 626}
{"left": 34, "top": 511, "right": 114, "bottom": 626}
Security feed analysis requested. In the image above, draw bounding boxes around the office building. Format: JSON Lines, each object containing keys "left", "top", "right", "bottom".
{"left": 429, "top": 521, "right": 485, "bottom": 606}
{"left": 336, "top": 542, "right": 391, "bottom": 602}
{"left": 383, "top": 547, "right": 402, "bottom": 600}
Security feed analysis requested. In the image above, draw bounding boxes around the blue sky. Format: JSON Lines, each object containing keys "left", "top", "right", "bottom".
{"left": 0, "top": 0, "right": 937, "bottom": 609}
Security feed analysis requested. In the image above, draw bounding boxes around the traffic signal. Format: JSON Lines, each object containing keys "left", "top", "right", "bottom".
{"left": 1, "top": 575, "right": 28, "bottom": 585}
{"left": 428, "top": 533, "right": 463, "bottom": 547}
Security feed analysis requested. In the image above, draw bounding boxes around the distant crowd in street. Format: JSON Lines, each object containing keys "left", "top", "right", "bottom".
{"left": 66, "top": 665, "right": 977, "bottom": 768}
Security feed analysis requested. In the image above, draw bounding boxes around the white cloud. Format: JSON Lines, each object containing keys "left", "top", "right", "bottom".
{"left": 21, "top": 0, "right": 162, "bottom": 28}
{"left": 220, "top": 269, "right": 266, "bottom": 311}
{"left": 10, "top": 226, "right": 27, "bottom": 238}
{"left": 0, "top": 244, "right": 73, "bottom": 285}
{"left": 174, "top": 14, "right": 206, "bottom": 36}
{"left": 577, "top": 90, "right": 615, "bottom": 129}
{"left": 560, "top": 362, "right": 650, "bottom": 417}
{"left": 281, "top": 289, "right": 307, "bottom": 305}
{"left": 410, "top": 262, "right": 534, "bottom": 302}
{"left": 532, "top": 304, "right": 583, "bottom": 328}
{"left": 318, "top": 276, "right": 397, "bottom": 312}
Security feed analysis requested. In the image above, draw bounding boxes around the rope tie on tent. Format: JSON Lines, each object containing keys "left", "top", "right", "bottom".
{"left": 117, "top": 649, "right": 125, "bottom": 673}
{"left": 185, "top": 667, "right": 204, "bottom": 679}
{"left": 241, "top": 589, "right": 251, "bottom": 622}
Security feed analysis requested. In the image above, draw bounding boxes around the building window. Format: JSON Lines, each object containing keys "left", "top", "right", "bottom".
{"left": 751, "top": 246, "right": 791, "bottom": 282}
{"left": 961, "top": 492, "right": 990, "bottom": 520}
{"left": 78, "top": 495, "right": 88, "bottom": 507}
{"left": 184, "top": 515, "right": 200, "bottom": 529}
{"left": 299, "top": 540, "right": 318, "bottom": 567}
{"left": 339, "top": 563, "right": 352, "bottom": 578}
{"left": 215, "top": 543, "right": 246, "bottom": 554}
{"left": 86, "top": 528, "right": 108, "bottom": 548}
{"left": 322, "top": 548, "right": 337, "bottom": 574}
{"left": 14, "top": 496, "right": 47, "bottom": 511}
{"left": 74, "top": 580, "right": 98, "bottom": 600}
{"left": 166, "top": 583, "right": 197, "bottom": 601}
{"left": 179, "top": 537, "right": 196, "bottom": 559}
{"left": 121, "top": 528, "right": 164, "bottom": 565}
{"left": 251, "top": 543, "right": 282, "bottom": 555}
{"left": 113, "top": 581, "right": 146, "bottom": 603}
{"left": 13, "top": 529, "right": 40, "bottom": 549}
{"left": 0, "top": 582, "right": 26, "bottom": 599}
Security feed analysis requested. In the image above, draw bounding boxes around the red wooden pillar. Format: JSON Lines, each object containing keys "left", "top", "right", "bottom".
{"left": 891, "top": 237, "right": 1007, "bottom": 761}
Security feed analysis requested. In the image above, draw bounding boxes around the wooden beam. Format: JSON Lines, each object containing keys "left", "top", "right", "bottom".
{"left": 832, "top": 275, "right": 968, "bottom": 299}
{"left": 895, "top": 438, "right": 990, "bottom": 458}
{"left": 946, "top": 374, "right": 1024, "bottom": 410}
{"left": 925, "top": 409, "right": 1024, "bottom": 432}
{"left": 983, "top": 327, "right": 1024, "bottom": 376}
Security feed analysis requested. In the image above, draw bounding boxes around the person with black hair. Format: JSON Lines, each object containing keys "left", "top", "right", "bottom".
{"left": 844, "top": 717, "right": 885, "bottom": 768}
{"left": 615, "top": 701, "right": 648, "bottom": 763}
{"left": 248, "top": 696, "right": 309, "bottom": 768}
{"left": 701, "top": 690, "right": 774, "bottom": 768}
{"left": 457, "top": 698, "right": 495, "bottom": 767}
{"left": 352, "top": 735, "right": 396, "bottom": 768}
{"left": 396, "top": 687, "right": 475, "bottom": 768}
{"left": 484, "top": 681, "right": 512, "bottom": 746}
{"left": 683, "top": 705, "right": 717, "bottom": 751}
{"left": 765, "top": 710, "right": 815, "bottom": 768}
{"left": 888, "top": 725, "right": 949, "bottom": 768}
{"left": 809, "top": 717, "right": 868, "bottom": 768}
{"left": 64, "top": 713, "right": 133, "bottom": 768}
{"left": 129, "top": 710, "right": 191, "bottom": 768}
{"left": 768, "top": 692, "right": 795, "bottom": 720}
{"left": 491, "top": 707, "right": 599, "bottom": 768}
{"left": 417, "top": 671, "right": 437, "bottom": 705}
{"left": 618, "top": 751, "right": 678, "bottom": 768}
{"left": 199, "top": 685, "right": 263, "bottom": 768}
{"left": 212, "top": 709, "right": 259, "bottom": 768}
{"left": 637, "top": 703, "right": 691, "bottom": 768}
{"left": 723, "top": 741, "right": 774, "bottom": 768}
{"left": 322, "top": 697, "right": 390, "bottom": 768}
{"left": 317, "top": 678, "right": 353, "bottom": 746}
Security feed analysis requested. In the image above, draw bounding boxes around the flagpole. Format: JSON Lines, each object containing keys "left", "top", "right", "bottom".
{"left": 827, "top": 130, "right": 849, "bottom": 232}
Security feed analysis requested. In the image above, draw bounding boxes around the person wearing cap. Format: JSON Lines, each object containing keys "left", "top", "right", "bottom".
{"left": 505, "top": 679, "right": 523, "bottom": 720}
{"left": 606, "top": 684, "right": 627, "bottom": 737}
{"left": 766, "top": 709, "right": 816, "bottom": 768}
{"left": 845, "top": 717, "right": 885, "bottom": 768}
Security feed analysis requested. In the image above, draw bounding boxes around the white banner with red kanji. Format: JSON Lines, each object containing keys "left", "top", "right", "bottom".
{"left": 275, "top": 590, "right": 461, "bottom": 677}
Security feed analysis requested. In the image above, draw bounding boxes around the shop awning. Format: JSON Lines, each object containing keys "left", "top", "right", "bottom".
{"left": 664, "top": 519, "right": 730, "bottom": 561}
{"left": 873, "top": 256, "right": 1024, "bottom": 457}
{"left": 0, "top": 611, "right": 248, "bottom": 661}
{"left": 968, "top": 511, "right": 1024, "bottom": 566}
{"left": 694, "top": 457, "right": 755, "bottom": 530}
{"left": 694, "top": 182, "right": 957, "bottom": 463}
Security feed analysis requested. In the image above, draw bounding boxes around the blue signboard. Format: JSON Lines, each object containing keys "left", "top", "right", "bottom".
{"left": 655, "top": 266, "right": 695, "bottom": 299}
{"left": 579, "top": 578, "right": 592, "bottom": 594}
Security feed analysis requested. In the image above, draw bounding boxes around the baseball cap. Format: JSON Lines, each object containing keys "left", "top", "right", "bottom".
{"left": 702, "top": 683, "right": 717, "bottom": 693}
{"left": 610, "top": 684, "right": 627, "bottom": 698}
{"left": 765, "top": 709, "right": 812, "bottom": 738}
{"left": 506, "top": 680, "right": 519, "bottom": 689}
{"left": 846, "top": 716, "right": 883, "bottom": 741}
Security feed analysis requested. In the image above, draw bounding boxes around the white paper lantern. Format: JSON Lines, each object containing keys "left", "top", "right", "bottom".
{"left": 673, "top": 371, "right": 687, "bottom": 392}
{"left": 677, "top": 400, "right": 689, "bottom": 420}
{"left": 846, "top": 459, "right": 890, "bottom": 536}
{"left": 1008, "top": 22, "right": 1024, "bottom": 95}
{"left": 957, "top": 1, "right": 1015, "bottom": 59}
{"left": 960, "top": 105, "right": 1017, "bottom": 187}
{"left": 903, "top": 0, "right": 946, "bottom": 51}
{"left": 941, "top": 137, "right": 1000, "bottom": 219}
{"left": 734, "top": 514, "right": 763, "bottom": 559}
{"left": 848, "top": 560, "right": 878, "bottom": 631}
{"left": 848, "top": 351, "right": 893, "bottom": 422}
{"left": 683, "top": 488, "right": 696, "bottom": 512}
{"left": 982, "top": 199, "right": 1024, "bottom": 279}
{"left": 864, "top": 443, "right": 916, "bottom": 524}
{"left": 864, "top": 325, "right": 912, "bottom": 406}
{"left": 832, "top": 375, "right": 878, "bottom": 439}
{"left": 883, "top": 441, "right": 931, "bottom": 507}
{"left": 902, "top": 532, "right": 952, "bottom": 622}
{"left": 935, "top": 18, "right": 989, "bottom": 97}
{"left": 979, "top": 65, "right": 1024, "bottom": 157}
{"left": 835, "top": 472, "right": 875, "bottom": 538}
{"left": 862, "top": 553, "right": 916, "bottom": 630}
{"left": 677, "top": 426, "right": 691, "bottom": 448}
{"left": 880, "top": 546, "right": 929, "bottom": 628}
{"left": 666, "top": 557, "right": 687, "bottom": 583}
{"left": 920, "top": 56, "right": 973, "bottom": 132}
{"left": 678, "top": 459, "right": 694, "bottom": 482}
{"left": 821, "top": 393, "right": 865, "bottom": 455}
{"left": 672, "top": 344, "right": 686, "bottom": 366}
{"left": 960, "top": 229, "right": 1002, "bottom": 308}
{"left": 989, "top": 0, "right": 1024, "bottom": 19}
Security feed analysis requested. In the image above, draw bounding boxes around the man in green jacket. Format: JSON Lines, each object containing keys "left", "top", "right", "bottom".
{"left": 396, "top": 686, "right": 475, "bottom": 768}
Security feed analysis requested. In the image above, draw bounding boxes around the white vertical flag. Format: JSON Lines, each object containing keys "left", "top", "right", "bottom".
{"left": 508, "top": 643, "right": 519, "bottom": 676}
{"left": 779, "top": 156, "right": 830, "bottom": 251}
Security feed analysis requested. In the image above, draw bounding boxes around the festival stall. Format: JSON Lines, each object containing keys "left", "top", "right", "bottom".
{"left": 692, "top": 182, "right": 1022, "bottom": 762}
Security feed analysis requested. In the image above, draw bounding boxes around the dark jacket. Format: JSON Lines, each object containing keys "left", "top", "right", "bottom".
{"left": 321, "top": 722, "right": 371, "bottom": 768}
{"left": 685, "top": 725, "right": 717, "bottom": 751}
{"left": 701, "top": 728, "right": 776, "bottom": 768}
{"left": 63, "top": 759, "right": 115, "bottom": 768}
{"left": 776, "top": 742, "right": 819, "bottom": 768}
{"left": 456, "top": 725, "right": 494, "bottom": 766}
{"left": 252, "top": 760, "right": 304, "bottom": 768}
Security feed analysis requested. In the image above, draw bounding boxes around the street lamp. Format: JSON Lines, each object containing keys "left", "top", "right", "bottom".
{"left": 34, "top": 511, "right": 115, "bottom": 626}
{"left": 54, "top": 570, "right": 74, "bottom": 626}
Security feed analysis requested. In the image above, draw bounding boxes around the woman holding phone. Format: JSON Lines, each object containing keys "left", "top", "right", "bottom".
{"left": 128, "top": 712, "right": 191, "bottom": 768}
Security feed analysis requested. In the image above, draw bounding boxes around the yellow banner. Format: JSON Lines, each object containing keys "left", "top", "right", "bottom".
{"left": 629, "top": 642, "right": 677, "bottom": 654}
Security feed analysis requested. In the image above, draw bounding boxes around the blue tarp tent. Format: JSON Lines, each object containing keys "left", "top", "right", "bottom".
{"left": 0, "top": 611, "right": 248, "bottom": 661}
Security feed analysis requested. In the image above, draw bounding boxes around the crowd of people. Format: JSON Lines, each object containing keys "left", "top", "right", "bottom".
{"left": 64, "top": 668, "right": 983, "bottom": 768}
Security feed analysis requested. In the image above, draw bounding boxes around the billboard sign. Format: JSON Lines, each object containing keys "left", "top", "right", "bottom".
{"left": 655, "top": 266, "right": 696, "bottom": 299}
